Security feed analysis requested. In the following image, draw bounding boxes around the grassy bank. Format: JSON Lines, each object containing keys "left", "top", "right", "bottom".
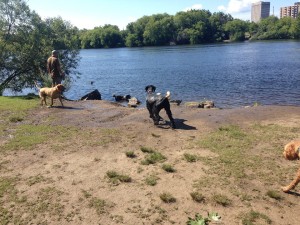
{"left": 0, "top": 96, "right": 299, "bottom": 224}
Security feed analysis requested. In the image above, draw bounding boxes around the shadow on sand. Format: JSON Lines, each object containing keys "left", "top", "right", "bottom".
{"left": 48, "top": 106, "right": 84, "bottom": 110}
{"left": 156, "top": 118, "right": 197, "bottom": 130}
{"left": 285, "top": 190, "right": 300, "bottom": 197}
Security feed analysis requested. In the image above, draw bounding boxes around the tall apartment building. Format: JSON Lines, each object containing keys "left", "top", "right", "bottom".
{"left": 251, "top": 1, "right": 270, "bottom": 23}
{"left": 280, "top": 2, "right": 300, "bottom": 19}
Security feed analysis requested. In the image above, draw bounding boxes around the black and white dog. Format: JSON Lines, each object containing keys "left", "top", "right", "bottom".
{"left": 145, "top": 85, "right": 176, "bottom": 129}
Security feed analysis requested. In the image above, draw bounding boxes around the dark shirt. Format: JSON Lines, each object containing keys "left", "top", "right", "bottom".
{"left": 47, "top": 56, "right": 61, "bottom": 78}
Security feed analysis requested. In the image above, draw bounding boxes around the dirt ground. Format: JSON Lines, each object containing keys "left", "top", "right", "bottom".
{"left": 1, "top": 99, "right": 300, "bottom": 225}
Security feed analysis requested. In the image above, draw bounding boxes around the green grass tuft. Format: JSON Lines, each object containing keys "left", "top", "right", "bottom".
{"left": 141, "top": 152, "right": 167, "bottom": 165}
{"left": 241, "top": 210, "right": 272, "bottom": 225}
{"left": 140, "top": 146, "right": 155, "bottom": 153}
{"left": 266, "top": 190, "right": 283, "bottom": 201}
{"left": 212, "top": 194, "right": 232, "bottom": 207}
{"left": 160, "top": 192, "right": 176, "bottom": 203}
{"left": 162, "top": 164, "right": 176, "bottom": 173}
{"left": 125, "top": 151, "right": 136, "bottom": 158}
{"left": 190, "top": 192, "right": 205, "bottom": 203}
{"left": 145, "top": 175, "right": 159, "bottom": 186}
{"left": 183, "top": 153, "right": 198, "bottom": 162}
{"left": 106, "top": 170, "right": 132, "bottom": 184}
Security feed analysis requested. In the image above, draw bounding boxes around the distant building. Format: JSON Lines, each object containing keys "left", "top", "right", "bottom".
{"left": 280, "top": 2, "right": 300, "bottom": 19}
{"left": 251, "top": 1, "right": 270, "bottom": 23}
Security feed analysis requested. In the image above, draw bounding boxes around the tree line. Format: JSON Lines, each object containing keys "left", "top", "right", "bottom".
{"left": 1, "top": 0, "right": 300, "bottom": 94}
{"left": 80, "top": 12, "right": 300, "bottom": 48}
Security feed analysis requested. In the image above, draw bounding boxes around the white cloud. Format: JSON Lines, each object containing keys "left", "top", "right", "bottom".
{"left": 183, "top": 4, "right": 203, "bottom": 12}
{"left": 217, "top": 5, "right": 227, "bottom": 12}
{"left": 219, "top": 0, "right": 257, "bottom": 14}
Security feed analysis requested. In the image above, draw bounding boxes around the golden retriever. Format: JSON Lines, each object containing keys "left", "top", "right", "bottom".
{"left": 36, "top": 83, "right": 65, "bottom": 107}
{"left": 281, "top": 140, "right": 300, "bottom": 192}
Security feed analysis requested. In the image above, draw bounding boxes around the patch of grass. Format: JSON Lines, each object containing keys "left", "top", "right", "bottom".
{"left": 0, "top": 177, "right": 16, "bottom": 198}
{"left": 193, "top": 177, "right": 215, "bottom": 189}
{"left": 9, "top": 115, "right": 24, "bottom": 123}
{"left": 190, "top": 192, "right": 205, "bottom": 203}
{"left": 106, "top": 170, "right": 132, "bottom": 184}
{"left": 212, "top": 194, "right": 232, "bottom": 207}
{"left": 101, "top": 128, "right": 120, "bottom": 136}
{"left": 106, "top": 170, "right": 118, "bottom": 178}
{"left": 0, "top": 206, "right": 11, "bottom": 225}
{"left": 125, "top": 151, "right": 136, "bottom": 158}
{"left": 3, "top": 125, "right": 51, "bottom": 151}
{"left": 162, "top": 164, "right": 176, "bottom": 173}
{"left": 26, "top": 175, "right": 51, "bottom": 186}
{"left": 241, "top": 210, "right": 272, "bottom": 225}
{"left": 85, "top": 128, "right": 122, "bottom": 147}
{"left": 118, "top": 175, "right": 132, "bottom": 183}
{"left": 2, "top": 125, "right": 79, "bottom": 151}
{"left": 29, "top": 187, "right": 65, "bottom": 219}
{"left": 193, "top": 123, "right": 300, "bottom": 195}
{"left": 140, "top": 146, "right": 155, "bottom": 153}
{"left": 145, "top": 175, "right": 159, "bottom": 186}
{"left": 183, "top": 153, "right": 198, "bottom": 162}
{"left": 0, "top": 96, "right": 39, "bottom": 112}
{"left": 141, "top": 152, "right": 167, "bottom": 165}
{"left": 266, "top": 190, "right": 283, "bottom": 201}
{"left": 159, "top": 192, "right": 176, "bottom": 203}
{"left": 81, "top": 189, "right": 92, "bottom": 199}
{"left": 88, "top": 197, "right": 108, "bottom": 215}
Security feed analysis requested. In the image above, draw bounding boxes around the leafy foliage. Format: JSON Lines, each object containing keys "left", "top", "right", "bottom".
{"left": 187, "top": 212, "right": 221, "bottom": 225}
{"left": 0, "top": 0, "right": 80, "bottom": 95}
{"left": 80, "top": 10, "right": 300, "bottom": 49}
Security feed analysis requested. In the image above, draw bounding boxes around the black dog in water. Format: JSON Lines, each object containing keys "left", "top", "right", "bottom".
{"left": 145, "top": 85, "right": 176, "bottom": 129}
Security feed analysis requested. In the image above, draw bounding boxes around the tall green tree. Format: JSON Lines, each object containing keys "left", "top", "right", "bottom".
{"left": 100, "top": 25, "right": 124, "bottom": 48}
{"left": 224, "top": 19, "right": 248, "bottom": 41}
{"left": 290, "top": 16, "right": 300, "bottom": 39}
{"left": 174, "top": 10, "right": 212, "bottom": 44}
{"left": 125, "top": 16, "right": 151, "bottom": 47}
{"left": 0, "top": 0, "right": 80, "bottom": 95}
{"left": 143, "top": 14, "right": 175, "bottom": 46}
{"left": 209, "top": 12, "right": 233, "bottom": 41}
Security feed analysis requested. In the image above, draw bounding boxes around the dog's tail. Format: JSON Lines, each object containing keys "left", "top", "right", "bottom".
{"left": 165, "top": 91, "right": 171, "bottom": 99}
{"left": 34, "top": 81, "right": 41, "bottom": 90}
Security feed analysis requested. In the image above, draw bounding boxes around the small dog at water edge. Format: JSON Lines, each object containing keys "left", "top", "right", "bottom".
{"left": 145, "top": 85, "right": 176, "bottom": 129}
{"left": 35, "top": 82, "right": 65, "bottom": 107}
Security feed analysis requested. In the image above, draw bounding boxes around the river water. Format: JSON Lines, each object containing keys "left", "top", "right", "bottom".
{"left": 5, "top": 40, "right": 300, "bottom": 108}
{"left": 66, "top": 40, "right": 300, "bottom": 108}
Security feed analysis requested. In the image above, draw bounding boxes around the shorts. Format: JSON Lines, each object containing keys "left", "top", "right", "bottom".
{"left": 52, "top": 76, "right": 63, "bottom": 86}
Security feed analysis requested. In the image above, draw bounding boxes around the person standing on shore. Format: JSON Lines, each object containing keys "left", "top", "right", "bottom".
{"left": 47, "top": 50, "right": 65, "bottom": 87}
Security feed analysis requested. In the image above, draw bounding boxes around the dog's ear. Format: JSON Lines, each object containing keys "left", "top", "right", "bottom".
{"left": 145, "top": 86, "right": 150, "bottom": 92}
{"left": 152, "top": 85, "right": 156, "bottom": 92}
{"left": 57, "top": 84, "right": 64, "bottom": 92}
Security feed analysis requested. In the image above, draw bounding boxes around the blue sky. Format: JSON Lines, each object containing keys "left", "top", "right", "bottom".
{"left": 27, "top": 0, "right": 298, "bottom": 30}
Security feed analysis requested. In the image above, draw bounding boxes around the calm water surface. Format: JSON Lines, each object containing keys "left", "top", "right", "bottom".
{"left": 66, "top": 40, "right": 300, "bottom": 108}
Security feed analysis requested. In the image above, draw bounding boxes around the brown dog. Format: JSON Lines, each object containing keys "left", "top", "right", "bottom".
{"left": 281, "top": 140, "right": 300, "bottom": 192}
{"left": 36, "top": 83, "right": 65, "bottom": 107}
